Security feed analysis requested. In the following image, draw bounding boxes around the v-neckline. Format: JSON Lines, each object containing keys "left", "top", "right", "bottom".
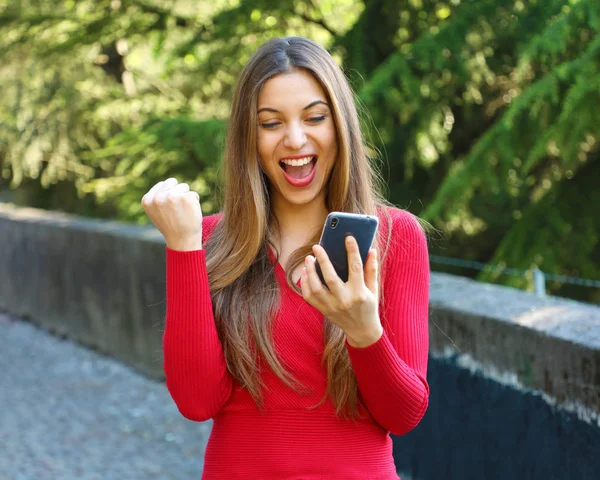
{"left": 268, "top": 246, "right": 303, "bottom": 289}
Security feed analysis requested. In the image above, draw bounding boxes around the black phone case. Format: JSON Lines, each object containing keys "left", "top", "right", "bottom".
{"left": 315, "top": 212, "right": 379, "bottom": 286}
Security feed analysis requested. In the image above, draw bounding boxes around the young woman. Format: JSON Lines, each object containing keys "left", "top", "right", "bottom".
{"left": 142, "top": 36, "right": 430, "bottom": 480}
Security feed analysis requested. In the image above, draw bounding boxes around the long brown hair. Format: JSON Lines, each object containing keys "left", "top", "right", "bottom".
{"left": 204, "top": 37, "right": 392, "bottom": 417}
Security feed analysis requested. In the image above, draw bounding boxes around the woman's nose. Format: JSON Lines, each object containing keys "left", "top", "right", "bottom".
{"left": 283, "top": 122, "right": 307, "bottom": 150}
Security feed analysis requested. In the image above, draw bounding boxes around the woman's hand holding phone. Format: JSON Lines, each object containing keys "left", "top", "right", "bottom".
{"left": 300, "top": 235, "right": 383, "bottom": 349}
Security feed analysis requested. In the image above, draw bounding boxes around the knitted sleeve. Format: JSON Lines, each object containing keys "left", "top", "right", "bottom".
{"left": 162, "top": 214, "right": 233, "bottom": 421}
{"left": 346, "top": 208, "right": 430, "bottom": 436}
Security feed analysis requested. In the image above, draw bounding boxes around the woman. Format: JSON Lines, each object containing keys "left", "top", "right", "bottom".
{"left": 142, "top": 36, "right": 430, "bottom": 480}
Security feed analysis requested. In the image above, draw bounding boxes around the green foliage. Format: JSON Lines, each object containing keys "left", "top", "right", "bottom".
{"left": 478, "top": 158, "right": 600, "bottom": 303}
{"left": 1, "top": 0, "right": 599, "bottom": 302}
{"left": 0, "top": 0, "right": 349, "bottom": 220}
{"left": 349, "top": 0, "right": 600, "bottom": 301}
{"left": 82, "top": 117, "right": 226, "bottom": 221}
{"left": 422, "top": 0, "right": 600, "bottom": 221}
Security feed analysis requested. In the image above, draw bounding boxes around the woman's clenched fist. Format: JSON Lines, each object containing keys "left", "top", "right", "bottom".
{"left": 141, "top": 177, "right": 204, "bottom": 251}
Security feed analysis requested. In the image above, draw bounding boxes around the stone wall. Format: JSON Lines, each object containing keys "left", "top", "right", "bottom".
{"left": 1, "top": 203, "right": 599, "bottom": 479}
{"left": 0, "top": 203, "right": 167, "bottom": 378}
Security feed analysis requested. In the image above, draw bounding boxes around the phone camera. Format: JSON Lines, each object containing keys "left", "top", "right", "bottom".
{"left": 330, "top": 217, "right": 339, "bottom": 229}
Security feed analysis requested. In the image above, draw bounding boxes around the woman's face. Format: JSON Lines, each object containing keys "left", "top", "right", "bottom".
{"left": 257, "top": 68, "right": 338, "bottom": 210}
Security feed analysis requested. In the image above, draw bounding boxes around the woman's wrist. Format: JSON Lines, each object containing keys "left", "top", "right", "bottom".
{"left": 345, "top": 323, "right": 384, "bottom": 348}
{"left": 166, "top": 238, "right": 203, "bottom": 251}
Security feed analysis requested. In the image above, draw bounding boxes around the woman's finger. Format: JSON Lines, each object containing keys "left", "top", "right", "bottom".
{"left": 165, "top": 183, "right": 191, "bottom": 197}
{"left": 152, "top": 177, "right": 177, "bottom": 198}
{"left": 141, "top": 180, "right": 165, "bottom": 206}
{"left": 311, "top": 244, "right": 343, "bottom": 294}
{"left": 345, "top": 235, "right": 365, "bottom": 288}
{"left": 300, "top": 267, "right": 311, "bottom": 298}
{"left": 157, "top": 177, "right": 178, "bottom": 193}
{"left": 364, "top": 248, "right": 379, "bottom": 296}
{"left": 183, "top": 190, "right": 200, "bottom": 203}
{"left": 305, "top": 255, "right": 331, "bottom": 302}
{"left": 166, "top": 181, "right": 189, "bottom": 192}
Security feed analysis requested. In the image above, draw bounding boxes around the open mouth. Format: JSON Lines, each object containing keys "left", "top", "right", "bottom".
{"left": 279, "top": 156, "right": 317, "bottom": 179}
{"left": 278, "top": 155, "right": 318, "bottom": 188}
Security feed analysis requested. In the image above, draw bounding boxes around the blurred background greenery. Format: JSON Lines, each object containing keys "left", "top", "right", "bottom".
{"left": 0, "top": 0, "right": 598, "bottom": 303}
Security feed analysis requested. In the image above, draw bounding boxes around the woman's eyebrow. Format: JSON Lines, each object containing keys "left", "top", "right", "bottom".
{"left": 257, "top": 100, "right": 330, "bottom": 114}
{"left": 303, "top": 100, "right": 329, "bottom": 110}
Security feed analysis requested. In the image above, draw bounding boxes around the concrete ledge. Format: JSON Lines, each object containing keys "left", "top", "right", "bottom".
{"left": 2, "top": 203, "right": 599, "bottom": 479}
{"left": 428, "top": 273, "right": 600, "bottom": 421}
{"left": 0, "top": 203, "right": 167, "bottom": 378}
{"left": 1, "top": 202, "right": 598, "bottom": 415}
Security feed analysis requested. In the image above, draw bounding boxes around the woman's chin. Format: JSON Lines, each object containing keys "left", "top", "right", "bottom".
{"left": 276, "top": 181, "right": 324, "bottom": 207}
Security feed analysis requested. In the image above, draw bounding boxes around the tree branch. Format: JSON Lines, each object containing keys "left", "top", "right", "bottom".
{"left": 127, "top": 0, "right": 192, "bottom": 29}
{"left": 297, "top": 11, "right": 337, "bottom": 38}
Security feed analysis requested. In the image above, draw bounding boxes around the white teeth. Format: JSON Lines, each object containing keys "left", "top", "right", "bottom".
{"left": 281, "top": 156, "right": 313, "bottom": 166}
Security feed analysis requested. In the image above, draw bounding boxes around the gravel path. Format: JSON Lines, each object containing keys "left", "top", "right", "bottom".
{"left": 0, "top": 312, "right": 211, "bottom": 480}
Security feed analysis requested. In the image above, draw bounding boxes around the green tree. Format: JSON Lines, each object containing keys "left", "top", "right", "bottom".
{"left": 1, "top": 0, "right": 598, "bottom": 302}
{"left": 354, "top": 0, "right": 600, "bottom": 301}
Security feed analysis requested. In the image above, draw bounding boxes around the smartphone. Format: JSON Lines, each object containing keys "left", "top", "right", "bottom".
{"left": 315, "top": 212, "right": 379, "bottom": 287}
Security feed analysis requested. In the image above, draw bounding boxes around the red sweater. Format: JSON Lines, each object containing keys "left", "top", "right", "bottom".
{"left": 163, "top": 207, "right": 430, "bottom": 479}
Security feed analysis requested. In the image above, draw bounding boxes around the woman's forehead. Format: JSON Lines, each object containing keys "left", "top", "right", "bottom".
{"left": 257, "top": 69, "right": 328, "bottom": 110}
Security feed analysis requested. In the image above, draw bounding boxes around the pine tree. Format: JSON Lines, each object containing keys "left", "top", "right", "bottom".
{"left": 1, "top": 0, "right": 598, "bottom": 301}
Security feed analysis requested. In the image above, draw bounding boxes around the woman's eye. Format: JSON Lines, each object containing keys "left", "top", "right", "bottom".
{"left": 307, "top": 116, "right": 326, "bottom": 124}
{"left": 260, "top": 116, "right": 326, "bottom": 129}
{"left": 260, "top": 122, "right": 280, "bottom": 129}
